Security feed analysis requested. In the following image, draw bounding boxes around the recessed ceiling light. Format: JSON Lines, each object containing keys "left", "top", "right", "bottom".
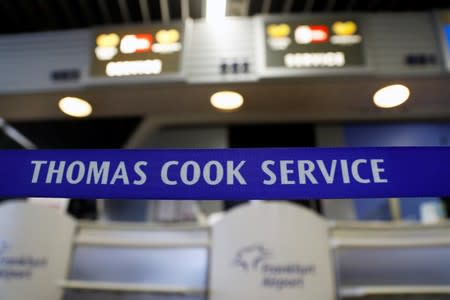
{"left": 373, "top": 84, "right": 410, "bottom": 108}
{"left": 210, "top": 91, "right": 244, "bottom": 111}
{"left": 58, "top": 97, "right": 92, "bottom": 117}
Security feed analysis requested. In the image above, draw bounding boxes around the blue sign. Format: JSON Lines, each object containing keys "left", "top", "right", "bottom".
{"left": 0, "top": 147, "right": 449, "bottom": 200}
{"left": 445, "top": 25, "right": 450, "bottom": 55}
{"left": 443, "top": 23, "right": 450, "bottom": 71}
{"left": 445, "top": 25, "right": 450, "bottom": 45}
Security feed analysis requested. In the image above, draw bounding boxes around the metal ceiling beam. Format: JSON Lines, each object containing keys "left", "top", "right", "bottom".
{"left": 304, "top": 0, "right": 315, "bottom": 12}
{"left": 404, "top": 0, "right": 418, "bottom": 11}
{"left": 367, "top": 0, "right": 380, "bottom": 11}
{"left": 181, "top": 0, "right": 190, "bottom": 19}
{"left": 346, "top": 0, "right": 356, "bottom": 11}
{"left": 79, "top": 0, "right": 96, "bottom": 25}
{"left": 388, "top": 0, "right": 400, "bottom": 10}
{"left": 97, "top": 0, "right": 112, "bottom": 24}
{"left": 139, "top": 0, "right": 151, "bottom": 22}
{"left": 0, "top": 1, "right": 24, "bottom": 28}
{"left": 0, "top": 119, "right": 37, "bottom": 150}
{"left": 262, "top": 0, "right": 271, "bottom": 14}
{"left": 283, "top": 0, "right": 294, "bottom": 13}
{"left": 160, "top": 0, "right": 170, "bottom": 23}
{"left": 37, "top": 0, "right": 57, "bottom": 28}
{"left": 118, "top": 0, "right": 131, "bottom": 22}
{"left": 57, "top": 0, "right": 78, "bottom": 27}
{"left": 325, "top": 0, "right": 336, "bottom": 11}
{"left": 18, "top": 0, "right": 40, "bottom": 29}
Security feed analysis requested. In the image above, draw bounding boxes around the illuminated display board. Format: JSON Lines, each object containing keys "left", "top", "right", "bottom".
{"left": 260, "top": 17, "right": 366, "bottom": 76}
{"left": 91, "top": 24, "right": 184, "bottom": 78}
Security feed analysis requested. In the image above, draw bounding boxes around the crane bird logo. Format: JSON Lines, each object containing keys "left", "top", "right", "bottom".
{"left": 233, "top": 244, "right": 272, "bottom": 271}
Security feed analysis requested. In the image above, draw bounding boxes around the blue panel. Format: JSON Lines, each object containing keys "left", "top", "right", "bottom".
{"left": 353, "top": 198, "right": 391, "bottom": 221}
{"left": 344, "top": 123, "right": 450, "bottom": 220}
{"left": 445, "top": 25, "right": 450, "bottom": 55}
{"left": 344, "top": 124, "right": 450, "bottom": 147}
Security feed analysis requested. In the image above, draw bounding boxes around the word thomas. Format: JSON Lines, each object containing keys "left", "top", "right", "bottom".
{"left": 31, "top": 160, "right": 147, "bottom": 185}
{"left": 30, "top": 158, "right": 388, "bottom": 186}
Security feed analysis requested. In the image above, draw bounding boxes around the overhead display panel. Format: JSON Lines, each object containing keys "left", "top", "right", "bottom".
{"left": 90, "top": 23, "right": 186, "bottom": 81}
{"left": 437, "top": 11, "right": 450, "bottom": 71}
{"left": 258, "top": 16, "right": 367, "bottom": 77}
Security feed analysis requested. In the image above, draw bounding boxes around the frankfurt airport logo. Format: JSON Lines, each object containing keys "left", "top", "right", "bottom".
{"left": 232, "top": 244, "right": 316, "bottom": 290}
{"left": 233, "top": 244, "right": 272, "bottom": 271}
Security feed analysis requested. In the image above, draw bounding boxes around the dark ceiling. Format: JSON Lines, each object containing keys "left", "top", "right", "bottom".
{"left": 0, "top": 0, "right": 449, "bottom": 35}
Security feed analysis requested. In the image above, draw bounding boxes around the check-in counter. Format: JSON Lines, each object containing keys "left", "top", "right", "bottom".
{"left": 331, "top": 221, "right": 450, "bottom": 299}
{"left": 2, "top": 202, "right": 450, "bottom": 300}
{"left": 64, "top": 219, "right": 450, "bottom": 299}
{"left": 62, "top": 222, "right": 210, "bottom": 300}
